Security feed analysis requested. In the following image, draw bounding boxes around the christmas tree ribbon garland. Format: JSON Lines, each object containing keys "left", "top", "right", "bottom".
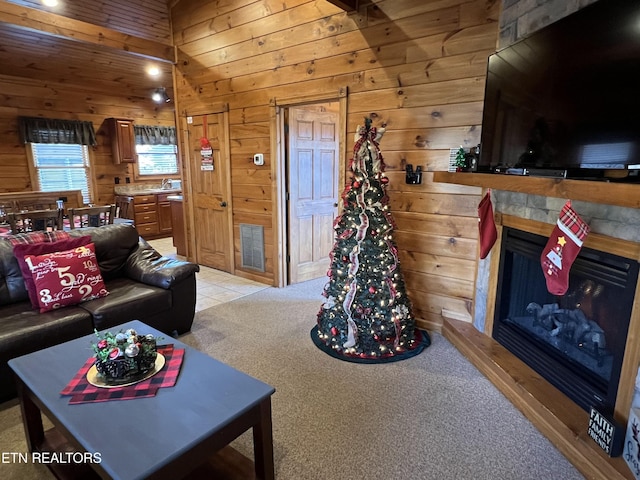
{"left": 340, "top": 132, "right": 378, "bottom": 348}
{"left": 342, "top": 207, "right": 371, "bottom": 348}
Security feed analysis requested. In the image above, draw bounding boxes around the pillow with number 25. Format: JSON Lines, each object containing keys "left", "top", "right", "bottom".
{"left": 23, "top": 243, "right": 109, "bottom": 313}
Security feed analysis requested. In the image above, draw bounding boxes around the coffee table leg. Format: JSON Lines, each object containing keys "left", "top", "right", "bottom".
{"left": 253, "top": 397, "right": 275, "bottom": 480}
{"left": 15, "top": 378, "right": 44, "bottom": 453}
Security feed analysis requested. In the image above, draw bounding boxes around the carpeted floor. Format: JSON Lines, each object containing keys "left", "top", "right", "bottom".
{"left": 0, "top": 277, "right": 584, "bottom": 479}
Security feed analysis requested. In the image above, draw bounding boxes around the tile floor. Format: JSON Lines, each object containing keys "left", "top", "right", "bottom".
{"left": 147, "top": 237, "right": 270, "bottom": 313}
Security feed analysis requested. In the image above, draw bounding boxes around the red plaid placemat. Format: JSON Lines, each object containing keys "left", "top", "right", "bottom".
{"left": 60, "top": 345, "right": 184, "bottom": 404}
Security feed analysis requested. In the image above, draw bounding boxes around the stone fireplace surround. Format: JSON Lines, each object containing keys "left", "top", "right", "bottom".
{"left": 434, "top": 171, "right": 640, "bottom": 479}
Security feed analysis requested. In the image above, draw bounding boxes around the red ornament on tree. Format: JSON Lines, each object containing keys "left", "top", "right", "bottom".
{"left": 353, "top": 181, "right": 361, "bottom": 188}
{"left": 380, "top": 176, "right": 389, "bottom": 184}
{"left": 331, "top": 327, "right": 338, "bottom": 336}
{"left": 369, "top": 286, "right": 376, "bottom": 294}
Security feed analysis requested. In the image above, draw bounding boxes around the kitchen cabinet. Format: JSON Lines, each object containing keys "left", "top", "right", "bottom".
{"left": 107, "top": 118, "right": 136, "bottom": 164}
{"left": 126, "top": 191, "right": 182, "bottom": 239}
{"left": 156, "top": 193, "right": 173, "bottom": 235}
{"left": 133, "top": 194, "right": 158, "bottom": 237}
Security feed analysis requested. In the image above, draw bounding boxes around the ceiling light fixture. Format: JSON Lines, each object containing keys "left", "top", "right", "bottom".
{"left": 42, "top": 0, "right": 59, "bottom": 7}
{"left": 151, "top": 87, "right": 170, "bottom": 103}
{"left": 147, "top": 66, "right": 160, "bottom": 77}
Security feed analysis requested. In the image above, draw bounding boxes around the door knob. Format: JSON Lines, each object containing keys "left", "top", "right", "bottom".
{"left": 333, "top": 203, "right": 338, "bottom": 207}
{"left": 220, "top": 201, "right": 227, "bottom": 207}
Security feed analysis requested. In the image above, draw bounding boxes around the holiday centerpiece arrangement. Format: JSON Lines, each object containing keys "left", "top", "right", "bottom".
{"left": 90, "top": 328, "right": 161, "bottom": 385}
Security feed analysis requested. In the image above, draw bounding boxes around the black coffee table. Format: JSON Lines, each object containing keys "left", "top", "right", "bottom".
{"left": 8, "top": 320, "right": 275, "bottom": 480}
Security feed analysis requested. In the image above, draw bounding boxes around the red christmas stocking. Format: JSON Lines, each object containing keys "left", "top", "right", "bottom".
{"left": 541, "top": 200, "right": 590, "bottom": 295}
{"left": 478, "top": 190, "right": 497, "bottom": 259}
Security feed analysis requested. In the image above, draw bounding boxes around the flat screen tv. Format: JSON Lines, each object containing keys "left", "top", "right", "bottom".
{"left": 478, "top": 0, "right": 640, "bottom": 181}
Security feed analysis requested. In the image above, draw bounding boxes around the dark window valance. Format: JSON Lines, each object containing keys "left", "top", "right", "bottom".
{"left": 134, "top": 125, "right": 177, "bottom": 145}
{"left": 18, "top": 116, "right": 97, "bottom": 146}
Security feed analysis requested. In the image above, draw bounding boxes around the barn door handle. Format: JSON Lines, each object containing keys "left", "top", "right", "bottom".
{"left": 220, "top": 201, "right": 227, "bottom": 207}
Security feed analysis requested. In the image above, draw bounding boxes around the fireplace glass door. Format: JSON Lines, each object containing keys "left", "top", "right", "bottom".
{"left": 493, "top": 227, "right": 639, "bottom": 412}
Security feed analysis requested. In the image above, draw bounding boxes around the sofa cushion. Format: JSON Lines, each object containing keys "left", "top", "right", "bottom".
{"left": 0, "top": 302, "right": 93, "bottom": 358}
{"left": 13, "top": 235, "right": 93, "bottom": 309}
{"left": 0, "top": 301, "right": 94, "bottom": 402}
{"left": 78, "top": 277, "right": 171, "bottom": 331}
{"left": 0, "top": 240, "right": 29, "bottom": 306}
{"left": 25, "top": 243, "right": 109, "bottom": 313}
{"left": 67, "top": 224, "right": 140, "bottom": 281}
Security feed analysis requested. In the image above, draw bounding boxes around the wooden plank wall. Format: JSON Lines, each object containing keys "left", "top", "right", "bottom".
{"left": 7, "top": 0, "right": 172, "bottom": 43}
{"left": 172, "top": 0, "right": 500, "bottom": 331}
{"left": 0, "top": 73, "right": 175, "bottom": 204}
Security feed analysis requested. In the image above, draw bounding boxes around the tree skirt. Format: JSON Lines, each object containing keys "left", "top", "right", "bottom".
{"left": 310, "top": 326, "right": 430, "bottom": 364}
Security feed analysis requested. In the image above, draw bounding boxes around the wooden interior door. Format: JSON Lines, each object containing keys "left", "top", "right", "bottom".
{"left": 288, "top": 103, "right": 339, "bottom": 284}
{"left": 186, "top": 114, "right": 232, "bottom": 272}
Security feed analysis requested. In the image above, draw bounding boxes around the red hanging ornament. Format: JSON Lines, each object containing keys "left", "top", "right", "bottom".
{"left": 380, "top": 176, "right": 389, "bottom": 184}
{"left": 331, "top": 327, "right": 338, "bottom": 336}
{"left": 369, "top": 286, "right": 376, "bottom": 294}
{"left": 353, "top": 180, "right": 361, "bottom": 188}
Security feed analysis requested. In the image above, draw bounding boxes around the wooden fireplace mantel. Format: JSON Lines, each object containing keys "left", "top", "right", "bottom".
{"left": 433, "top": 171, "right": 640, "bottom": 209}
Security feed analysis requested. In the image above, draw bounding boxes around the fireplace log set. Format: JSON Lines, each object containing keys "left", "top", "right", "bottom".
{"left": 526, "top": 302, "right": 607, "bottom": 353}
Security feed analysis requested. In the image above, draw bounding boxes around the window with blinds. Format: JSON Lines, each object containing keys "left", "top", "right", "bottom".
{"left": 30, "top": 143, "right": 92, "bottom": 204}
{"left": 136, "top": 144, "right": 178, "bottom": 176}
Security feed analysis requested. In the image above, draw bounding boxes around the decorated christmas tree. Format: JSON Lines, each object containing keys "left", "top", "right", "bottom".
{"left": 312, "top": 119, "right": 430, "bottom": 361}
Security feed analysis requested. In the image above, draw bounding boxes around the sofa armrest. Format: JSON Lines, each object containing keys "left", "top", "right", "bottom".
{"left": 125, "top": 242, "right": 200, "bottom": 289}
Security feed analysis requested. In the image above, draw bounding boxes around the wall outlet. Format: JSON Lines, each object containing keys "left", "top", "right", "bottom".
{"left": 253, "top": 153, "right": 264, "bottom": 166}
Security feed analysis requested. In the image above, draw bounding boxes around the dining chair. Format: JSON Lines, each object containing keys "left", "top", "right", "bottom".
{"left": 113, "top": 196, "right": 134, "bottom": 226}
{"left": 67, "top": 204, "right": 116, "bottom": 229}
{"left": 114, "top": 195, "right": 133, "bottom": 220}
{"left": 7, "top": 209, "right": 64, "bottom": 233}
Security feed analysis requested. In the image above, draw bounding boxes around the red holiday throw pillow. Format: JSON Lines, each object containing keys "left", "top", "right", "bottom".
{"left": 13, "top": 236, "right": 93, "bottom": 309}
{"left": 23, "top": 242, "right": 109, "bottom": 313}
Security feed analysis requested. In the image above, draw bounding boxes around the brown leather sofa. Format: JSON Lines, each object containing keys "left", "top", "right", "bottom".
{"left": 0, "top": 223, "right": 199, "bottom": 401}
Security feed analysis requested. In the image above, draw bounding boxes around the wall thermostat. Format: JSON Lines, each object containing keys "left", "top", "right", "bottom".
{"left": 253, "top": 153, "right": 264, "bottom": 165}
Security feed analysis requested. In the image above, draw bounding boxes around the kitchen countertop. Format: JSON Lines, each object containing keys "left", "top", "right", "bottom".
{"left": 115, "top": 186, "right": 182, "bottom": 195}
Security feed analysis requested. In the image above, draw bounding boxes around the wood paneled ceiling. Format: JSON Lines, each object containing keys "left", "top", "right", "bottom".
{"left": 0, "top": 0, "right": 175, "bottom": 99}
